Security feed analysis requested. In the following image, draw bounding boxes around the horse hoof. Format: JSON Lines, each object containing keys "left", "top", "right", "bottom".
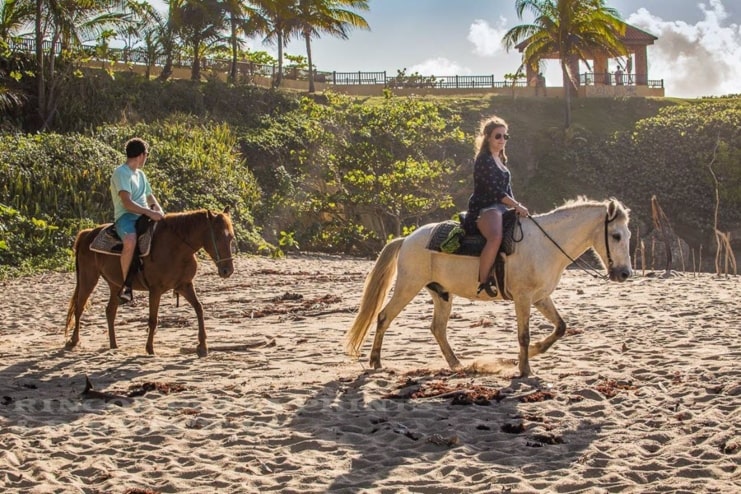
{"left": 369, "top": 359, "right": 381, "bottom": 369}
{"left": 64, "top": 340, "right": 78, "bottom": 350}
{"left": 196, "top": 346, "right": 209, "bottom": 358}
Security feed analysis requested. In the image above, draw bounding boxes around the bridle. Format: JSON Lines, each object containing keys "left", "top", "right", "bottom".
{"left": 208, "top": 221, "right": 233, "bottom": 265}
{"left": 528, "top": 212, "right": 616, "bottom": 281}
{"left": 165, "top": 213, "right": 233, "bottom": 266}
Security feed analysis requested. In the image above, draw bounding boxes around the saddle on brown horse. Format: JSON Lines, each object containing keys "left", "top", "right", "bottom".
{"left": 89, "top": 216, "right": 157, "bottom": 288}
{"left": 89, "top": 217, "right": 157, "bottom": 257}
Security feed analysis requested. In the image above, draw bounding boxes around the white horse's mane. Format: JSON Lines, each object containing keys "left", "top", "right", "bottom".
{"left": 538, "top": 196, "right": 629, "bottom": 221}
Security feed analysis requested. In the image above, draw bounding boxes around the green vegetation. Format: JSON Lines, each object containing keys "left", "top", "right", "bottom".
{"left": 1, "top": 73, "right": 740, "bottom": 277}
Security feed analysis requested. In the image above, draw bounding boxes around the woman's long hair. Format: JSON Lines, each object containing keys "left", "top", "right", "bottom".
{"left": 474, "top": 116, "right": 508, "bottom": 163}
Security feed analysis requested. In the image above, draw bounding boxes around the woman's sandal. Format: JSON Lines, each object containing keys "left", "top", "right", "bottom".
{"left": 476, "top": 279, "right": 498, "bottom": 297}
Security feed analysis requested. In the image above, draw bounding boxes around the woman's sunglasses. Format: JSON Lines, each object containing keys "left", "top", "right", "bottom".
{"left": 493, "top": 133, "right": 510, "bottom": 140}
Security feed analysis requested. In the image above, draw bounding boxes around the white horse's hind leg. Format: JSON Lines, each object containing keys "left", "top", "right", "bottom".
{"left": 369, "top": 277, "right": 425, "bottom": 369}
{"left": 514, "top": 298, "right": 534, "bottom": 377}
{"left": 529, "top": 296, "right": 566, "bottom": 358}
{"left": 427, "top": 289, "right": 462, "bottom": 370}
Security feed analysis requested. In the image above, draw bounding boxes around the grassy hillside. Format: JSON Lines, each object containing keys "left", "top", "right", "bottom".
{"left": 2, "top": 75, "right": 739, "bottom": 274}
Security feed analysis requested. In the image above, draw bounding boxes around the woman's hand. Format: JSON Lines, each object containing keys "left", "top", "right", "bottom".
{"left": 514, "top": 203, "right": 529, "bottom": 217}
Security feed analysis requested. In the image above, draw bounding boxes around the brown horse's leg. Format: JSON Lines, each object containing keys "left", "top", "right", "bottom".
{"left": 105, "top": 281, "right": 120, "bottom": 349}
{"left": 427, "top": 289, "right": 462, "bottom": 370}
{"left": 528, "top": 296, "right": 566, "bottom": 358}
{"left": 65, "top": 240, "right": 101, "bottom": 350}
{"left": 176, "top": 283, "right": 208, "bottom": 357}
{"left": 65, "top": 279, "right": 84, "bottom": 350}
{"left": 514, "top": 298, "right": 533, "bottom": 378}
{"left": 145, "top": 291, "right": 163, "bottom": 355}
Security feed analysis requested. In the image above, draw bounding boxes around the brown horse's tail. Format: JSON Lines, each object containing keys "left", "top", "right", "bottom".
{"left": 345, "top": 237, "right": 405, "bottom": 357}
{"left": 64, "top": 231, "right": 85, "bottom": 337}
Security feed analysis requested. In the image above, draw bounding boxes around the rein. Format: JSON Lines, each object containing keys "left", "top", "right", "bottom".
{"left": 527, "top": 213, "right": 614, "bottom": 281}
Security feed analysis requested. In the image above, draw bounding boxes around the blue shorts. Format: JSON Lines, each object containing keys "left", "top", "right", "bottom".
{"left": 114, "top": 213, "right": 140, "bottom": 238}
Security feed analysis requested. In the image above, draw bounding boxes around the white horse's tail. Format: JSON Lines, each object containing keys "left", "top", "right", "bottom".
{"left": 346, "top": 237, "right": 405, "bottom": 357}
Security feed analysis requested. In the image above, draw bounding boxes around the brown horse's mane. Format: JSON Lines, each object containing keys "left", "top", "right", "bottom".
{"left": 161, "top": 209, "right": 210, "bottom": 239}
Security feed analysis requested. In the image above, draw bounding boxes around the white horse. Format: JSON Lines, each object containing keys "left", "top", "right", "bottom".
{"left": 346, "top": 197, "right": 632, "bottom": 377}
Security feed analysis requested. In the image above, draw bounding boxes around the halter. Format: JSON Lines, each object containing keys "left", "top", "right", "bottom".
{"left": 209, "top": 222, "right": 233, "bottom": 265}
{"left": 529, "top": 212, "right": 615, "bottom": 281}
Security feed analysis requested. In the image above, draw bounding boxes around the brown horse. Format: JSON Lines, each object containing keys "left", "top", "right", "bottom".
{"left": 65, "top": 208, "right": 236, "bottom": 357}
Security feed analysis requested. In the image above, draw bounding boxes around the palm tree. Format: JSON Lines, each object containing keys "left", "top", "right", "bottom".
{"left": 29, "top": 0, "right": 136, "bottom": 129}
{"left": 222, "top": 0, "right": 267, "bottom": 83}
{"left": 172, "top": 0, "right": 228, "bottom": 81}
{"left": 1, "top": 0, "right": 33, "bottom": 39}
{"left": 295, "top": 0, "right": 369, "bottom": 93}
{"left": 502, "top": 0, "right": 627, "bottom": 128}
{"left": 134, "top": 4, "right": 168, "bottom": 79}
{"left": 253, "top": 0, "right": 297, "bottom": 88}
{"left": 156, "top": 0, "right": 186, "bottom": 81}
{"left": 1, "top": 0, "right": 34, "bottom": 111}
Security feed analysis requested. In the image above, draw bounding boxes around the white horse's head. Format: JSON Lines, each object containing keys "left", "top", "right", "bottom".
{"left": 596, "top": 198, "right": 633, "bottom": 282}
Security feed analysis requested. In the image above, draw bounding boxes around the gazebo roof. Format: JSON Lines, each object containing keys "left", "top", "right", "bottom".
{"left": 514, "top": 21, "right": 657, "bottom": 52}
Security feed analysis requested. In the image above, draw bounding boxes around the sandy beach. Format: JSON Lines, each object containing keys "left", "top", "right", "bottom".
{"left": 1, "top": 254, "right": 739, "bottom": 493}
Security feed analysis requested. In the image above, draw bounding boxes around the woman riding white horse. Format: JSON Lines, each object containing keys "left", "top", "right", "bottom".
{"left": 346, "top": 197, "right": 632, "bottom": 378}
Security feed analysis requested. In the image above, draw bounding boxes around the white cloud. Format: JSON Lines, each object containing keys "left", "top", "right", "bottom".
{"left": 628, "top": 0, "right": 741, "bottom": 97}
{"left": 408, "top": 57, "right": 471, "bottom": 77}
{"left": 468, "top": 17, "right": 509, "bottom": 57}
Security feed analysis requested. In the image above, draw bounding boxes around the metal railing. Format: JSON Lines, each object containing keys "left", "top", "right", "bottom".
{"left": 7, "top": 37, "right": 663, "bottom": 90}
{"left": 580, "top": 72, "right": 664, "bottom": 88}
{"left": 330, "top": 71, "right": 526, "bottom": 89}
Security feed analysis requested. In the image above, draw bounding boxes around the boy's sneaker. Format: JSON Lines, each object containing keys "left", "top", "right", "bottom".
{"left": 118, "top": 285, "right": 133, "bottom": 304}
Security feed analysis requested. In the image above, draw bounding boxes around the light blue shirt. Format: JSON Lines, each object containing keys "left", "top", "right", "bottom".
{"left": 110, "top": 163, "right": 153, "bottom": 221}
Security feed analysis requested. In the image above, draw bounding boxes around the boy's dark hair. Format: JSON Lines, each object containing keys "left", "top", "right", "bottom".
{"left": 125, "top": 138, "right": 149, "bottom": 158}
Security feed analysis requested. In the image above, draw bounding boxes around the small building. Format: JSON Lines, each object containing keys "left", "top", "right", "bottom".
{"left": 515, "top": 21, "right": 664, "bottom": 97}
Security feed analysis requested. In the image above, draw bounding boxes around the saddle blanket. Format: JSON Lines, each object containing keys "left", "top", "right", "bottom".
{"left": 426, "top": 214, "right": 518, "bottom": 257}
{"left": 90, "top": 223, "right": 156, "bottom": 257}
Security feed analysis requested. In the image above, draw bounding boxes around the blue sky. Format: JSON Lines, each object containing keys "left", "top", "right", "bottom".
{"left": 258, "top": 0, "right": 741, "bottom": 98}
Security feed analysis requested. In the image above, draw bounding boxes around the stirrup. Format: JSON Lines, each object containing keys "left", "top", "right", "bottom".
{"left": 477, "top": 280, "right": 497, "bottom": 297}
{"left": 118, "top": 285, "right": 133, "bottom": 305}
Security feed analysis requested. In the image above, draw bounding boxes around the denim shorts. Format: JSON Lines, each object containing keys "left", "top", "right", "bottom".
{"left": 477, "top": 203, "right": 509, "bottom": 220}
{"left": 114, "top": 213, "right": 140, "bottom": 238}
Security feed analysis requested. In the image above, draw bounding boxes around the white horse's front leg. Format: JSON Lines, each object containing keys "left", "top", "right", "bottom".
{"left": 529, "top": 296, "right": 566, "bottom": 357}
{"left": 514, "top": 298, "right": 533, "bottom": 378}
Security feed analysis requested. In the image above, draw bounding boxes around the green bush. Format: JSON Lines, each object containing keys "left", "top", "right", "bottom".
{"left": 0, "top": 203, "right": 73, "bottom": 279}
{"left": 0, "top": 133, "right": 119, "bottom": 224}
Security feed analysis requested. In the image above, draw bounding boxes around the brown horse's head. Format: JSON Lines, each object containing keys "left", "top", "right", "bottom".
{"left": 205, "top": 207, "right": 236, "bottom": 278}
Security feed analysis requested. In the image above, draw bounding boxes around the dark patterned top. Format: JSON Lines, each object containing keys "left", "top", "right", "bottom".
{"left": 466, "top": 151, "right": 514, "bottom": 220}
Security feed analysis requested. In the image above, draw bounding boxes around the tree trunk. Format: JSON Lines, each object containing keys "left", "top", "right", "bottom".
{"left": 274, "top": 32, "right": 284, "bottom": 88}
{"left": 561, "top": 59, "right": 572, "bottom": 128}
{"left": 304, "top": 30, "right": 314, "bottom": 93}
{"left": 191, "top": 38, "right": 201, "bottom": 81}
{"left": 34, "top": 0, "right": 46, "bottom": 127}
{"left": 229, "top": 19, "right": 238, "bottom": 83}
{"left": 157, "top": 14, "right": 176, "bottom": 82}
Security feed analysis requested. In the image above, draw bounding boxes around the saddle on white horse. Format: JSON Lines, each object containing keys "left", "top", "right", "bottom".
{"left": 426, "top": 209, "right": 522, "bottom": 300}
{"left": 426, "top": 209, "right": 521, "bottom": 257}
